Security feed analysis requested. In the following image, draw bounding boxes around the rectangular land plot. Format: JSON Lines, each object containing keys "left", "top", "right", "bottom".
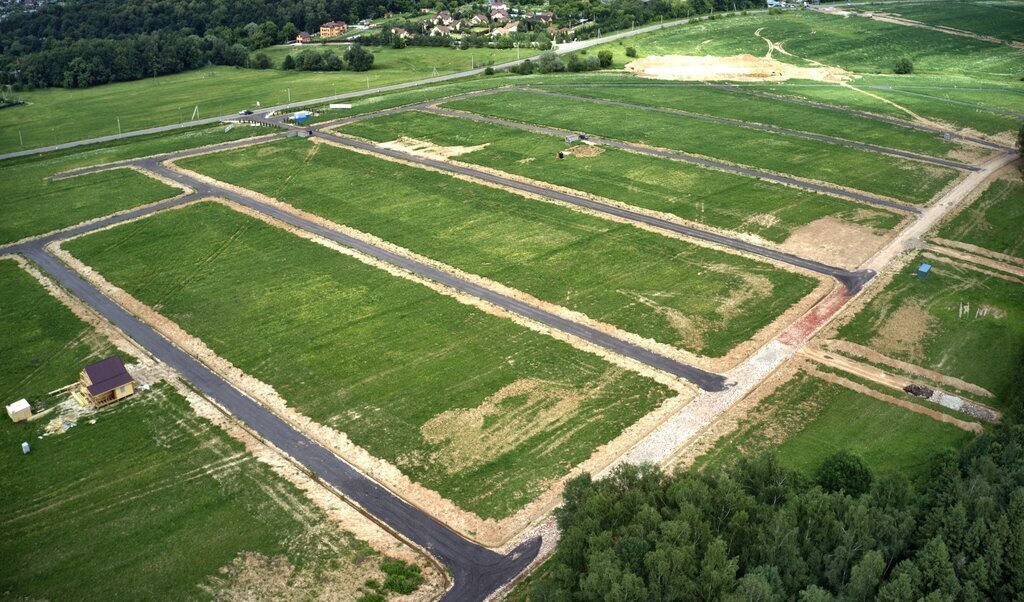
{"left": 884, "top": 1, "right": 1024, "bottom": 43}
{"left": 180, "top": 138, "right": 818, "bottom": 357}
{"left": 64, "top": 202, "right": 677, "bottom": 519}
{"left": 0, "top": 259, "right": 385, "bottom": 600}
{"left": 339, "top": 110, "right": 904, "bottom": 246}
{"left": 536, "top": 84, "right": 971, "bottom": 159}
{"left": 695, "top": 369, "right": 974, "bottom": 477}
{"left": 443, "top": 90, "right": 959, "bottom": 204}
{"left": 836, "top": 255, "right": 1024, "bottom": 407}
{"left": 937, "top": 173, "right": 1024, "bottom": 260}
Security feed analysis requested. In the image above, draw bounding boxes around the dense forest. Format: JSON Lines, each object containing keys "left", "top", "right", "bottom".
{"left": 524, "top": 361, "right": 1024, "bottom": 600}
{"left": 0, "top": 0, "right": 766, "bottom": 89}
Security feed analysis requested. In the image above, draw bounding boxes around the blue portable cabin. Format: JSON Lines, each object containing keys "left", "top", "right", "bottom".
{"left": 916, "top": 263, "right": 931, "bottom": 280}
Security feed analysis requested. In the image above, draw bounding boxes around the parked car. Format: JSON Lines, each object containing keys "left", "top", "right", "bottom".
{"left": 238, "top": 110, "right": 254, "bottom": 115}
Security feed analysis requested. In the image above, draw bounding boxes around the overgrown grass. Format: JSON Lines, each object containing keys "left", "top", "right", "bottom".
{"left": 887, "top": 1, "right": 1024, "bottom": 43}
{"left": 536, "top": 83, "right": 966, "bottom": 159}
{"left": 443, "top": 89, "right": 958, "bottom": 204}
{"left": 0, "top": 124, "right": 268, "bottom": 245}
{"left": 0, "top": 258, "right": 382, "bottom": 600}
{"left": 0, "top": 45, "right": 528, "bottom": 154}
{"left": 64, "top": 202, "right": 675, "bottom": 519}
{"left": 182, "top": 138, "right": 817, "bottom": 356}
{"left": 836, "top": 255, "right": 1024, "bottom": 406}
{"left": 695, "top": 369, "right": 974, "bottom": 477}
{"left": 340, "top": 110, "right": 903, "bottom": 242}
{"left": 937, "top": 175, "right": 1024, "bottom": 259}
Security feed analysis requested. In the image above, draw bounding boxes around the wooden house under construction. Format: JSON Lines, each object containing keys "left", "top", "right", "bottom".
{"left": 77, "top": 356, "right": 135, "bottom": 408}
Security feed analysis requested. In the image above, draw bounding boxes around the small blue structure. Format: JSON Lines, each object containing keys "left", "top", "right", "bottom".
{"left": 917, "top": 263, "right": 932, "bottom": 280}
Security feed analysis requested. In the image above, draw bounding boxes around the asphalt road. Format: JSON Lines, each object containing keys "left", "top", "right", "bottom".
{"left": 319, "top": 120, "right": 876, "bottom": 293}
{"left": 519, "top": 87, "right": 979, "bottom": 171}
{"left": 140, "top": 162, "right": 728, "bottom": 390}
{"left": 9, "top": 242, "right": 539, "bottom": 602}
{"left": 422, "top": 104, "right": 921, "bottom": 215}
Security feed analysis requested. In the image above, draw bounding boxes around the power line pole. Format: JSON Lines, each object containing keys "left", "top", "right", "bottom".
{"left": 117, "top": 116, "right": 121, "bottom": 136}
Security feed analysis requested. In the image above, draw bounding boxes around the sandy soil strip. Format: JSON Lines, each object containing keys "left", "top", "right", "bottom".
{"left": 801, "top": 346, "right": 999, "bottom": 422}
{"left": 921, "top": 248, "right": 1024, "bottom": 284}
{"left": 48, "top": 196, "right": 699, "bottom": 549}
{"left": 822, "top": 339, "right": 993, "bottom": 399}
{"left": 0, "top": 257, "right": 443, "bottom": 597}
{"left": 803, "top": 363, "right": 983, "bottom": 433}
{"left": 931, "top": 238, "right": 1024, "bottom": 268}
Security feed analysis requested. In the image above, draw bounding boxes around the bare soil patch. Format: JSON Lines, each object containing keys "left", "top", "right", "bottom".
{"left": 780, "top": 216, "right": 891, "bottom": 269}
{"left": 624, "top": 54, "right": 851, "bottom": 83}
{"left": 566, "top": 144, "right": 604, "bottom": 158}
{"left": 869, "top": 299, "right": 936, "bottom": 363}
{"left": 379, "top": 136, "right": 489, "bottom": 160}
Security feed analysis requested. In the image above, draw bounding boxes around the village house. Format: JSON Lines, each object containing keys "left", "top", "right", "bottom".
{"left": 490, "top": 0, "right": 509, "bottom": 11}
{"left": 469, "top": 13, "right": 488, "bottom": 26}
{"left": 527, "top": 11, "right": 554, "bottom": 25}
{"left": 319, "top": 21, "right": 348, "bottom": 37}
{"left": 490, "top": 8, "right": 510, "bottom": 22}
{"left": 295, "top": 31, "right": 313, "bottom": 43}
{"left": 391, "top": 26, "right": 412, "bottom": 39}
{"left": 76, "top": 356, "right": 135, "bottom": 408}
{"left": 434, "top": 10, "right": 454, "bottom": 25}
{"left": 430, "top": 23, "right": 452, "bottom": 36}
{"left": 491, "top": 20, "right": 519, "bottom": 36}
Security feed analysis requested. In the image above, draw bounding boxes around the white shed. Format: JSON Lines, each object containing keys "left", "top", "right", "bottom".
{"left": 6, "top": 399, "right": 31, "bottom": 422}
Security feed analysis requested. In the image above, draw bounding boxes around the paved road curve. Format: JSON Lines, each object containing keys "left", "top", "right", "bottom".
{"left": 9, "top": 242, "right": 539, "bottom": 602}
{"left": 421, "top": 104, "right": 921, "bottom": 215}
{"left": 140, "top": 161, "right": 728, "bottom": 391}
{"left": 519, "top": 87, "right": 979, "bottom": 171}
{"left": 314, "top": 127, "right": 876, "bottom": 293}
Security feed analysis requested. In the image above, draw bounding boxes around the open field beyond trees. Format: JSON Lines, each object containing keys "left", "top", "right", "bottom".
{"left": 695, "top": 368, "right": 974, "bottom": 478}
{"left": 938, "top": 173, "right": 1024, "bottom": 260}
{"left": 339, "top": 110, "right": 904, "bottom": 244}
{"left": 0, "top": 259, "right": 388, "bottom": 600}
{"left": 443, "top": 89, "right": 960, "bottom": 204}
{"left": 865, "top": 1, "right": 1024, "bottom": 43}
{"left": 64, "top": 202, "right": 677, "bottom": 519}
{"left": 181, "top": 138, "right": 818, "bottom": 356}
{"left": 836, "top": 255, "right": 1024, "bottom": 406}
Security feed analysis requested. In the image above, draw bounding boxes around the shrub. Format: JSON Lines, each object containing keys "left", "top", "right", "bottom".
{"left": 345, "top": 44, "right": 375, "bottom": 71}
{"left": 625, "top": 46, "right": 637, "bottom": 58}
{"left": 281, "top": 54, "right": 295, "bottom": 70}
{"left": 535, "top": 51, "right": 565, "bottom": 73}
{"left": 484, "top": 66, "right": 494, "bottom": 75}
{"left": 518, "top": 59, "right": 534, "bottom": 75}
{"left": 816, "top": 450, "right": 874, "bottom": 496}
{"left": 380, "top": 560, "right": 424, "bottom": 595}
{"left": 894, "top": 57, "right": 914, "bottom": 74}
{"left": 249, "top": 53, "right": 272, "bottom": 69}
{"left": 597, "top": 50, "right": 613, "bottom": 68}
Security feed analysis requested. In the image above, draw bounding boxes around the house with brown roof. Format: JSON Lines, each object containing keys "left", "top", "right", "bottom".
{"left": 527, "top": 11, "right": 554, "bottom": 24}
{"left": 490, "top": 8, "right": 510, "bottom": 22}
{"left": 391, "top": 26, "right": 412, "bottom": 39}
{"left": 77, "top": 356, "right": 135, "bottom": 408}
{"left": 320, "top": 21, "right": 348, "bottom": 37}
{"left": 296, "top": 31, "right": 313, "bottom": 43}
{"left": 491, "top": 20, "right": 519, "bottom": 36}
{"left": 430, "top": 24, "right": 452, "bottom": 36}
{"left": 469, "top": 13, "right": 488, "bottom": 26}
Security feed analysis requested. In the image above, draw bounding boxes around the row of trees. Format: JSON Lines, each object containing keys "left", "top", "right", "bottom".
{"left": 281, "top": 44, "right": 374, "bottom": 71}
{"left": 525, "top": 361, "right": 1024, "bottom": 600}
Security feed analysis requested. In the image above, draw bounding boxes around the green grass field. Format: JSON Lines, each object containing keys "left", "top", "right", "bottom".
{"left": 340, "top": 110, "right": 903, "bottom": 243}
{"left": 0, "top": 124, "right": 269, "bottom": 245}
{"left": 182, "top": 138, "right": 817, "bottom": 357}
{"left": 590, "top": 11, "right": 1022, "bottom": 76}
{"left": 836, "top": 255, "right": 1024, "bottom": 406}
{"left": 886, "top": 1, "right": 1024, "bottom": 43}
{"left": 64, "top": 202, "right": 676, "bottom": 519}
{"left": 0, "top": 258, "right": 386, "bottom": 600}
{"left": 254, "top": 43, "right": 536, "bottom": 70}
{"left": 696, "top": 369, "right": 974, "bottom": 477}
{"left": 0, "top": 45, "right": 527, "bottom": 155}
{"left": 443, "top": 89, "right": 959, "bottom": 204}
{"left": 535, "top": 83, "right": 970, "bottom": 159}
{"left": 937, "top": 175, "right": 1024, "bottom": 259}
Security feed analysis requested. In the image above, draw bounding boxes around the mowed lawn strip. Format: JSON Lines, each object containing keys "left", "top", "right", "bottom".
{"left": 696, "top": 370, "right": 974, "bottom": 478}
{"left": 538, "top": 84, "right": 964, "bottom": 159}
{"left": 181, "top": 138, "right": 817, "bottom": 357}
{"left": 443, "top": 90, "right": 958, "bottom": 204}
{"left": 938, "top": 175, "right": 1024, "bottom": 259}
{"left": 340, "top": 110, "right": 903, "bottom": 243}
{"left": 0, "top": 124, "right": 268, "bottom": 246}
{"left": 64, "top": 202, "right": 676, "bottom": 519}
{"left": 836, "top": 255, "right": 1024, "bottom": 406}
{"left": 0, "top": 259, "right": 382, "bottom": 600}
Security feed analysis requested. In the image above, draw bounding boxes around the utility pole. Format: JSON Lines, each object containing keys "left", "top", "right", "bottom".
{"left": 117, "top": 116, "right": 121, "bottom": 136}
{"left": 19, "top": 130, "right": 23, "bottom": 147}
{"left": 287, "top": 88, "right": 291, "bottom": 103}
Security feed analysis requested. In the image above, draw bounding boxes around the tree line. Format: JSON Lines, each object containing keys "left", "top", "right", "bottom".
{"left": 523, "top": 361, "right": 1024, "bottom": 600}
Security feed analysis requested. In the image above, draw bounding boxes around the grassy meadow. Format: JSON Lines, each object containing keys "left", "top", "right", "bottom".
{"left": 64, "top": 202, "right": 676, "bottom": 519}
{"left": 443, "top": 89, "right": 959, "bottom": 204}
{"left": 0, "top": 45, "right": 527, "bottom": 155}
{"left": 695, "top": 369, "right": 974, "bottom": 478}
{"left": 182, "top": 138, "right": 817, "bottom": 357}
{"left": 536, "top": 83, "right": 971, "bottom": 159}
{"left": 836, "top": 255, "right": 1024, "bottom": 406}
{"left": 340, "top": 110, "right": 903, "bottom": 243}
{"left": 885, "top": 1, "right": 1024, "bottom": 42}
{"left": 0, "top": 258, "right": 386, "bottom": 600}
{"left": 0, "top": 124, "right": 270, "bottom": 245}
{"left": 937, "top": 174, "right": 1024, "bottom": 259}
